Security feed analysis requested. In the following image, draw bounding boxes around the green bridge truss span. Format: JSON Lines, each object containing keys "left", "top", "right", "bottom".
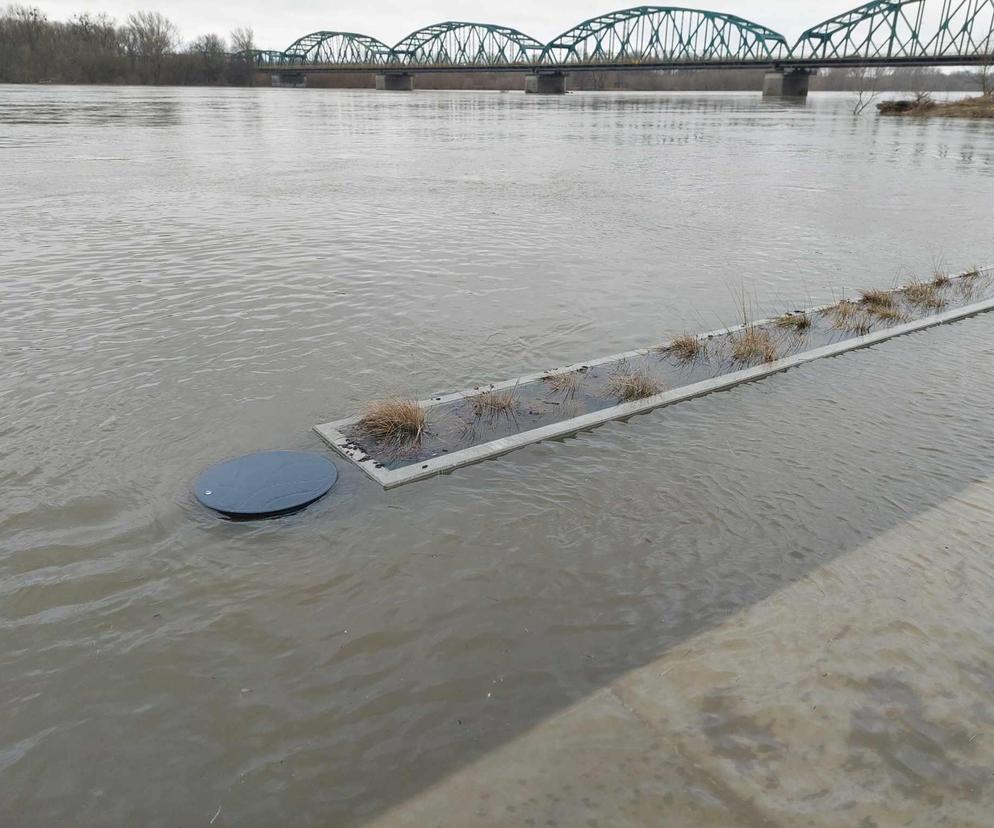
{"left": 391, "top": 22, "right": 544, "bottom": 66}
{"left": 282, "top": 31, "right": 394, "bottom": 65}
{"left": 541, "top": 7, "right": 788, "bottom": 65}
{"left": 248, "top": 1, "right": 994, "bottom": 69}
{"left": 793, "top": 0, "right": 994, "bottom": 60}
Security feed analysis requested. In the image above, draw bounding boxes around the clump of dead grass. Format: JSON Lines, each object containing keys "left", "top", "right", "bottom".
{"left": 660, "top": 333, "right": 706, "bottom": 362}
{"left": 825, "top": 299, "right": 857, "bottom": 323}
{"left": 931, "top": 269, "right": 951, "bottom": 288}
{"left": 867, "top": 304, "right": 906, "bottom": 324}
{"left": 774, "top": 312, "right": 811, "bottom": 333}
{"left": 860, "top": 289, "right": 896, "bottom": 309}
{"left": 860, "top": 290, "right": 904, "bottom": 323}
{"left": 471, "top": 386, "right": 518, "bottom": 418}
{"left": 358, "top": 397, "right": 427, "bottom": 442}
{"left": 903, "top": 279, "right": 947, "bottom": 309}
{"left": 825, "top": 301, "right": 873, "bottom": 335}
{"left": 730, "top": 326, "right": 780, "bottom": 363}
{"left": 607, "top": 363, "right": 664, "bottom": 402}
{"left": 543, "top": 371, "right": 582, "bottom": 397}
{"left": 958, "top": 266, "right": 985, "bottom": 298}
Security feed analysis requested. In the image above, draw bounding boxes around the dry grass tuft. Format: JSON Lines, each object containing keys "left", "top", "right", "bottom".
{"left": 661, "top": 333, "right": 706, "bottom": 362}
{"left": 730, "top": 326, "right": 780, "bottom": 363}
{"left": 827, "top": 301, "right": 873, "bottom": 334}
{"left": 826, "top": 300, "right": 858, "bottom": 322}
{"left": 903, "top": 279, "right": 947, "bottom": 309}
{"left": 860, "top": 289, "right": 896, "bottom": 309}
{"left": 607, "top": 364, "right": 664, "bottom": 402}
{"left": 867, "top": 304, "right": 906, "bottom": 324}
{"left": 931, "top": 269, "right": 951, "bottom": 287}
{"left": 775, "top": 312, "right": 811, "bottom": 333}
{"left": 543, "top": 371, "right": 582, "bottom": 397}
{"left": 958, "top": 266, "right": 985, "bottom": 298}
{"left": 471, "top": 386, "right": 518, "bottom": 418}
{"left": 358, "top": 397, "right": 427, "bottom": 442}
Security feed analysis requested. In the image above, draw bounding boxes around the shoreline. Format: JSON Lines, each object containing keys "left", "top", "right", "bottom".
{"left": 879, "top": 93, "right": 994, "bottom": 118}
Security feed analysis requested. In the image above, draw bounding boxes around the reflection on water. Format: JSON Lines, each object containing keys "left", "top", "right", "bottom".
{"left": 0, "top": 99, "right": 181, "bottom": 127}
{"left": 2, "top": 85, "right": 994, "bottom": 826}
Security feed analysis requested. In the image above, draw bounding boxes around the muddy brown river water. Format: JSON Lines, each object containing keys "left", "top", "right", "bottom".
{"left": 2, "top": 86, "right": 994, "bottom": 826}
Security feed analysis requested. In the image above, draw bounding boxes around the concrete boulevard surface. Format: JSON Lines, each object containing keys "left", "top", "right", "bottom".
{"left": 371, "top": 478, "right": 994, "bottom": 827}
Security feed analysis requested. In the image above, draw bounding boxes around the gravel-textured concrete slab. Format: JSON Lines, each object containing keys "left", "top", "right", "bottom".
{"left": 368, "top": 475, "right": 994, "bottom": 827}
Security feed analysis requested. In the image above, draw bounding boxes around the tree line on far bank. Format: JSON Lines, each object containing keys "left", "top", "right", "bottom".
{"left": 568, "top": 66, "right": 986, "bottom": 92}
{"left": 0, "top": 6, "right": 256, "bottom": 85}
{"left": 308, "top": 66, "right": 990, "bottom": 93}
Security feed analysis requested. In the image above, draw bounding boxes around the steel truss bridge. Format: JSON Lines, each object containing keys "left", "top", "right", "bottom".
{"left": 244, "top": 1, "right": 994, "bottom": 76}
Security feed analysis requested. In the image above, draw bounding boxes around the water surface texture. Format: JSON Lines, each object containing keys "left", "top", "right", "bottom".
{"left": 3, "top": 86, "right": 994, "bottom": 826}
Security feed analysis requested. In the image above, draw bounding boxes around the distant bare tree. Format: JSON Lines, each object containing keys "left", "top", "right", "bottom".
{"left": 230, "top": 26, "right": 254, "bottom": 55}
{"left": 226, "top": 26, "right": 257, "bottom": 85}
{"left": 851, "top": 66, "right": 882, "bottom": 115}
{"left": 976, "top": 60, "right": 992, "bottom": 95}
{"left": 189, "top": 32, "right": 226, "bottom": 83}
{"left": 124, "top": 10, "right": 178, "bottom": 83}
{"left": 68, "top": 12, "right": 124, "bottom": 83}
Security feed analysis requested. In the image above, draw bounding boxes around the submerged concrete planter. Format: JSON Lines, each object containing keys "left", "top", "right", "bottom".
{"left": 315, "top": 272, "right": 994, "bottom": 489}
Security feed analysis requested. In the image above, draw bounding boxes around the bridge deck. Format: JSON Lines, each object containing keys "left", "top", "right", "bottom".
{"left": 272, "top": 54, "right": 994, "bottom": 74}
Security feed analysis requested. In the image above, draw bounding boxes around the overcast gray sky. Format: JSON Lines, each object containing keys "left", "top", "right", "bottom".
{"left": 29, "top": 1, "right": 861, "bottom": 50}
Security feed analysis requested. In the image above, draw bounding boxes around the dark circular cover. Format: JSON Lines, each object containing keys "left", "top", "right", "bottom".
{"left": 194, "top": 451, "right": 338, "bottom": 517}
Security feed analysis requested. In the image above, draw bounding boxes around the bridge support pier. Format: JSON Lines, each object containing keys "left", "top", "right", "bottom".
{"left": 375, "top": 73, "right": 414, "bottom": 91}
{"left": 762, "top": 68, "right": 812, "bottom": 98}
{"left": 525, "top": 72, "right": 567, "bottom": 95}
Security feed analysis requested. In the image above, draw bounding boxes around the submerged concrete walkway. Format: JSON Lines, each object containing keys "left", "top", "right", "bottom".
{"left": 319, "top": 287, "right": 994, "bottom": 489}
{"left": 370, "top": 477, "right": 994, "bottom": 827}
